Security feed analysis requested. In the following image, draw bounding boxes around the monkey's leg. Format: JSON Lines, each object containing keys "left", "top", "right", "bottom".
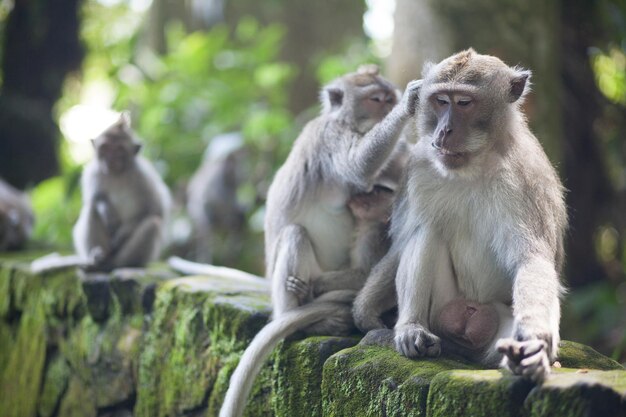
{"left": 352, "top": 250, "right": 400, "bottom": 332}
{"left": 497, "top": 255, "right": 562, "bottom": 382}
{"left": 109, "top": 215, "right": 162, "bottom": 268}
{"left": 271, "top": 224, "right": 322, "bottom": 318}
{"left": 394, "top": 228, "right": 453, "bottom": 358}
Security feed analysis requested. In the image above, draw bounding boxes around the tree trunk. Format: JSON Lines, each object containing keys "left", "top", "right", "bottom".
{"left": 560, "top": 1, "right": 613, "bottom": 286}
{"left": 388, "top": 0, "right": 562, "bottom": 162}
{"left": 224, "top": 0, "right": 366, "bottom": 114}
{"left": 388, "top": 0, "right": 616, "bottom": 286}
{"left": 0, "top": 0, "right": 83, "bottom": 189}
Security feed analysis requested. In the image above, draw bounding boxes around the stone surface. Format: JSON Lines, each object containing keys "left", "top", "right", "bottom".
{"left": 0, "top": 253, "right": 625, "bottom": 417}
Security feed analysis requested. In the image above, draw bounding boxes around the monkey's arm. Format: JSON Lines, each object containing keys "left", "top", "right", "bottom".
{"left": 94, "top": 194, "right": 120, "bottom": 233}
{"left": 349, "top": 80, "right": 421, "bottom": 183}
{"left": 498, "top": 253, "right": 562, "bottom": 382}
{"left": 352, "top": 250, "right": 399, "bottom": 331}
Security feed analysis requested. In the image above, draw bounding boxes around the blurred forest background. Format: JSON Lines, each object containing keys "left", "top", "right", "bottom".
{"left": 0, "top": 0, "right": 625, "bottom": 364}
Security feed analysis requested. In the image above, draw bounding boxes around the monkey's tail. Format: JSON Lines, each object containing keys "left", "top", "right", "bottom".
{"left": 167, "top": 256, "right": 266, "bottom": 286}
{"left": 219, "top": 301, "right": 350, "bottom": 417}
{"left": 30, "top": 253, "right": 89, "bottom": 274}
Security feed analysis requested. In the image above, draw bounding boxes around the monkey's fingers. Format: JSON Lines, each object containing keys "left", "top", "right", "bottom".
{"left": 497, "top": 338, "right": 550, "bottom": 383}
{"left": 285, "top": 276, "right": 310, "bottom": 299}
{"left": 519, "top": 348, "right": 550, "bottom": 383}
{"left": 496, "top": 338, "right": 523, "bottom": 363}
{"left": 403, "top": 79, "right": 423, "bottom": 116}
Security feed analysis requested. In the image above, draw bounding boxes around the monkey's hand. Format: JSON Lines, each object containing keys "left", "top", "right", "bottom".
{"left": 401, "top": 79, "right": 423, "bottom": 117}
{"left": 394, "top": 323, "right": 441, "bottom": 358}
{"left": 285, "top": 275, "right": 311, "bottom": 302}
{"left": 497, "top": 317, "right": 556, "bottom": 383}
{"left": 88, "top": 246, "right": 107, "bottom": 265}
{"left": 496, "top": 338, "right": 550, "bottom": 383}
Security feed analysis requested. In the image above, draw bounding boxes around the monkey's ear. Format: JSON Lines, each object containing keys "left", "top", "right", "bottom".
{"left": 422, "top": 62, "right": 435, "bottom": 78}
{"left": 90, "top": 138, "right": 97, "bottom": 149}
{"left": 133, "top": 143, "right": 142, "bottom": 155}
{"left": 509, "top": 68, "right": 532, "bottom": 102}
{"left": 119, "top": 111, "right": 131, "bottom": 127}
{"left": 321, "top": 87, "right": 344, "bottom": 112}
{"left": 357, "top": 64, "right": 380, "bottom": 76}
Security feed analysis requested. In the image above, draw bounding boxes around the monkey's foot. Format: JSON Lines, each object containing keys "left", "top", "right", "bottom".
{"left": 359, "top": 328, "right": 395, "bottom": 348}
{"left": 394, "top": 324, "right": 441, "bottom": 358}
{"left": 285, "top": 276, "right": 310, "bottom": 301}
{"left": 497, "top": 338, "right": 550, "bottom": 383}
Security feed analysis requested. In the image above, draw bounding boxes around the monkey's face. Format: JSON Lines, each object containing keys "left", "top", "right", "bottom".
{"left": 422, "top": 89, "right": 491, "bottom": 170}
{"left": 418, "top": 49, "right": 531, "bottom": 172}
{"left": 322, "top": 67, "right": 399, "bottom": 134}
{"left": 353, "top": 84, "right": 398, "bottom": 133}
{"left": 96, "top": 140, "right": 139, "bottom": 175}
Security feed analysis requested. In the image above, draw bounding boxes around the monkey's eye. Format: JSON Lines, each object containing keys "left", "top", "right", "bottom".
{"left": 457, "top": 97, "right": 472, "bottom": 106}
{"left": 436, "top": 95, "right": 450, "bottom": 106}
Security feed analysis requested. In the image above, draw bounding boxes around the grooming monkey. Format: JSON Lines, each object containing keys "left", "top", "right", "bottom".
{"left": 31, "top": 114, "right": 171, "bottom": 273}
{"left": 287, "top": 141, "right": 409, "bottom": 299}
{"left": 353, "top": 49, "right": 566, "bottom": 382}
{"left": 0, "top": 178, "right": 34, "bottom": 251}
{"left": 219, "top": 67, "right": 420, "bottom": 417}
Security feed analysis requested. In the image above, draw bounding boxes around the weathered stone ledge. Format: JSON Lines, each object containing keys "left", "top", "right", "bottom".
{"left": 0, "top": 254, "right": 624, "bottom": 417}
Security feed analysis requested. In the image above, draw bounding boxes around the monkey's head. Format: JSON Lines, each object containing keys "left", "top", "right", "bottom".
{"left": 92, "top": 112, "right": 142, "bottom": 175}
{"left": 416, "top": 49, "right": 531, "bottom": 172}
{"left": 348, "top": 185, "right": 394, "bottom": 223}
{"left": 321, "top": 65, "right": 399, "bottom": 134}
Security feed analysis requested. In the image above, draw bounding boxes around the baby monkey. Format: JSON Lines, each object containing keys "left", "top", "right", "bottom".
{"left": 31, "top": 114, "right": 171, "bottom": 273}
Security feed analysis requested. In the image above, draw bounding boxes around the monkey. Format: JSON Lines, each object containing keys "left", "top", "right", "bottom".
{"left": 218, "top": 67, "right": 421, "bottom": 417}
{"left": 286, "top": 141, "right": 409, "bottom": 300}
{"left": 353, "top": 49, "right": 567, "bottom": 383}
{"left": 31, "top": 113, "right": 171, "bottom": 273}
{"left": 186, "top": 132, "right": 247, "bottom": 263}
{"left": 0, "top": 178, "right": 34, "bottom": 251}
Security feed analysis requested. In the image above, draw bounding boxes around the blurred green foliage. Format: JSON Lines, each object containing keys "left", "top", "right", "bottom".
{"left": 113, "top": 18, "right": 296, "bottom": 184}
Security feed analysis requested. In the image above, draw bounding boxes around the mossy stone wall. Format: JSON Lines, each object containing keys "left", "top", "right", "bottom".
{"left": 0, "top": 255, "right": 624, "bottom": 417}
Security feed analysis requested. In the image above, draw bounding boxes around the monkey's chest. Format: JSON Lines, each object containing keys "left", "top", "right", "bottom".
{"left": 446, "top": 222, "right": 512, "bottom": 303}
{"left": 299, "top": 201, "right": 354, "bottom": 272}
{"left": 107, "top": 184, "right": 145, "bottom": 222}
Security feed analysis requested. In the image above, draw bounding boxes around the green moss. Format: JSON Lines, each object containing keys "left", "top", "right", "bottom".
{"left": 0, "top": 295, "right": 47, "bottom": 417}
{"left": 322, "top": 345, "right": 479, "bottom": 417}
{"left": 38, "top": 355, "right": 71, "bottom": 417}
{"left": 428, "top": 370, "right": 533, "bottom": 417}
{"left": 134, "top": 276, "right": 271, "bottom": 417}
{"left": 558, "top": 340, "right": 624, "bottom": 370}
{"left": 0, "top": 321, "right": 14, "bottom": 375}
{"left": 523, "top": 369, "right": 626, "bottom": 417}
{"left": 273, "top": 336, "right": 359, "bottom": 417}
{"left": 57, "top": 376, "right": 97, "bottom": 417}
{"left": 0, "top": 267, "right": 12, "bottom": 317}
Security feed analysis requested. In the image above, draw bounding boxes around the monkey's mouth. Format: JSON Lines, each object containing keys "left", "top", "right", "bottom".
{"left": 436, "top": 148, "right": 466, "bottom": 159}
